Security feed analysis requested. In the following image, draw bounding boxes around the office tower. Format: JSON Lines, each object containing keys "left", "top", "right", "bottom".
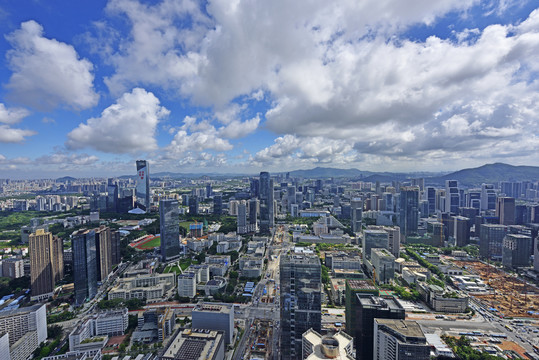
{"left": 237, "top": 201, "right": 248, "bottom": 234}
{"left": 383, "top": 192, "right": 394, "bottom": 212}
{"left": 481, "top": 184, "right": 496, "bottom": 211}
{"left": 344, "top": 280, "right": 378, "bottom": 343}
{"left": 362, "top": 229, "right": 389, "bottom": 262}
{"left": 479, "top": 224, "right": 507, "bottom": 259}
{"left": 445, "top": 180, "right": 459, "bottom": 214}
{"left": 350, "top": 198, "right": 363, "bottom": 233}
{"left": 373, "top": 319, "right": 430, "bottom": 360}
{"left": 386, "top": 226, "right": 401, "bottom": 258}
{"left": 29, "top": 229, "right": 63, "bottom": 300}
{"left": 95, "top": 226, "right": 112, "bottom": 282}
{"left": 205, "top": 183, "right": 212, "bottom": 198}
{"left": 189, "top": 196, "right": 199, "bottom": 215}
{"left": 192, "top": 303, "right": 234, "bottom": 345}
{"left": 259, "top": 172, "right": 274, "bottom": 233}
{"left": 160, "top": 199, "right": 180, "bottom": 261}
{"left": 111, "top": 230, "right": 121, "bottom": 266}
{"left": 213, "top": 194, "right": 223, "bottom": 215}
{"left": 466, "top": 189, "right": 481, "bottom": 209}
{"left": 534, "top": 236, "right": 539, "bottom": 272}
{"left": 135, "top": 160, "right": 150, "bottom": 212}
{"left": 371, "top": 248, "right": 395, "bottom": 284}
{"left": 502, "top": 234, "right": 533, "bottom": 268}
{"left": 280, "top": 254, "right": 321, "bottom": 360}
{"left": 399, "top": 187, "right": 419, "bottom": 236}
{"left": 302, "top": 329, "right": 354, "bottom": 359}
{"left": 453, "top": 216, "right": 470, "bottom": 247}
{"left": 249, "top": 198, "right": 259, "bottom": 232}
{"left": 72, "top": 229, "right": 97, "bottom": 306}
{"left": 250, "top": 178, "right": 260, "bottom": 198}
{"left": 496, "top": 197, "right": 515, "bottom": 226}
{"left": 354, "top": 295, "right": 405, "bottom": 360}
{"left": 107, "top": 178, "right": 118, "bottom": 212}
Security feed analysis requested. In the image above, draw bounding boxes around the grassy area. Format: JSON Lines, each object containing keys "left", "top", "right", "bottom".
{"left": 164, "top": 264, "right": 183, "bottom": 274}
{"left": 179, "top": 221, "right": 192, "bottom": 232}
{"left": 138, "top": 236, "right": 160, "bottom": 249}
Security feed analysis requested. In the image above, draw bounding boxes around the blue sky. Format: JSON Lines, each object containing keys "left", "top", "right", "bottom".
{"left": 0, "top": 0, "right": 538, "bottom": 178}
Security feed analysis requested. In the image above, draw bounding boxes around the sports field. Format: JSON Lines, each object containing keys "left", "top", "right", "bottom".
{"left": 134, "top": 235, "right": 160, "bottom": 250}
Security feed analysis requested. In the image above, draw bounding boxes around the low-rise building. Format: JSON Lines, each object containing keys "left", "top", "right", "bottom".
{"left": 370, "top": 248, "right": 395, "bottom": 284}
{"left": 192, "top": 303, "right": 234, "bottom": 344}
{"left": 178, "top": 273, "right": 197, "bottom": 298}
{"left": 161, "top": 329, "right": 225, "bottom": 360}
{"left": 417, "top": 283, "right": 468, "bottom": 313}
{"left": 302, "top": 329, "right": 354, "bottom": 360}
{"left": 108, "top": 273, "right": 175, "bottom": 302}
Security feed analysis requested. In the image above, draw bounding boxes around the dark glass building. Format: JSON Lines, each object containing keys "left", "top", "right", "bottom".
{"left": 280, "top": 254, "right": 321, "bottom": 360}
{"left": 73, "top": 229, "right": 97, "bottom": 306}
{"left": 354, "top": 294, "right": 405, "bottom": 360}
{"left": 160, "top": 198, "right": 180, "bottom": 261}
{"left": 259, "top": 172, "right": 274, "bottom": 233}
{"left": 135, "top": 160, "right": 150, "bottom": 212}
{"left": 399, "top": 186, "right": 419, "bottom": 236}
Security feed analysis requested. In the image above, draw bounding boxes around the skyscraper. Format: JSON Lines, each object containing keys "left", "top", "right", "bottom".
{"left": 259, "top": 172, "right": 274, "bottom": 233}
{"left": 445, "top": 180, "right": 459, "bottom": 214}
{"left": 354, "top": 295, "right": 405, "bottom": 360}
{"left": 213, "top": 194, "right": 223, "bottom": 215}
{"left": 362, "top": 229, "right": 389, "bottom": 262}
{"left": 399, "top": 187, "right": 419, "bottom": 236}
{"left": 481, "top": 184, "right": 496, "bottom": 211}
{"left": 453, "top": 216, "right": 470, "bottom": 247}
{"left": 237, "top": 201, "right": 248, "bottom": 234}
{"left": 280, "top": 254, "right": 321, "bottom": 360}
{"left": 502, "top": 233, "right": 533, "bottom": 268}
{"left": 534, "top": 235, "right": 539, "bottom": 272}
{"left": 351, "top": 198, "right": 363, "bottom": 233}
{"left": 160, "top": 198, "right": 180, "bottom": 261}
{"left": 110, "top": 230, "right": 121, "bottom": 266}
{"left": 73, "top": 229, "right": 97, "bottom": 306}
{"left": 135, "top": 160, "right": 150, "bottom": 212}
{"left": 107, "top": 178, "right": 118, "bottom": 212}
{"left": 95, "top": 226, "right": 112, "bottom": 282}
{"left": 496, "top": 197, "right": 515, "bottom": 226}
{"left": 29, "top": 229, "right": 63, "bottom": 300}
{"left": 249, "top": 198, "right": 259, "bottom": 232}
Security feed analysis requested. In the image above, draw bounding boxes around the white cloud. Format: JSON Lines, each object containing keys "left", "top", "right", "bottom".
{"left": 0, "top": 103, "right": 30, "bottom": 124}
{"left": 36, "top": 152, "right": 99, "bottom": 166}
{"left": 219, "top": 116, "right": 260, "bottom": 139}
{"left": 66, "top": 88, "right": 169, "bottom": 153}
{"left": 0, "top": 103, "right": 35, "bottom": 143}
{"left": 5, "top": 20, "right": 98, "bottom": 110}
{"left": 0, "top": 125, "right": 36, "bottom": 143}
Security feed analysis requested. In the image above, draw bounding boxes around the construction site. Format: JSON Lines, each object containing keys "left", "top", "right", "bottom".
{"left": 243, "top": 319, "right": 274, "bottom": 360}
{"left": 455, "top": 260, "right": 539, "bottom": 318}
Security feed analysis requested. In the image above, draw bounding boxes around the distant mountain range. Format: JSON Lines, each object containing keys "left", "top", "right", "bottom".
{"left": 57, "top": 162, "right": 539, "bottom": 186}
{"left": 426, "top": 163, "right": 539, "bottom": 186}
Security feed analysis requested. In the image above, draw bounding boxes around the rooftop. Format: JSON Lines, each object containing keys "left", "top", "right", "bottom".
{"left": 375, "top": 319, "right": 425, "bottom": 339}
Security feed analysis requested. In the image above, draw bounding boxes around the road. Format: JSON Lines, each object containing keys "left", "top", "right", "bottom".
{"left": 232, "top": 227, "right": 285, "bottom": 360}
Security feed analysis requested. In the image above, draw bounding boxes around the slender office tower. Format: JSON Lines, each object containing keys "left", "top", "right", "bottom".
{"left": 95, "top": 226, "right": 112, "bottom": 282}
{"left": 29, "top": 229, "right": 63, "bottom": 301}
{"left": 280, "top": 254, "right": 321, "bottom": 360}
{"left": 72, "top": 229, "right": 97, "bottom": 306}
{"left": 160, "top": 198, "right": 180, "bottom": 261}
{"left": 259, "top": 172, "right": 274, "bottom": 233}
{"left": 135, "top": 160, "right": 150, "bottom": 212}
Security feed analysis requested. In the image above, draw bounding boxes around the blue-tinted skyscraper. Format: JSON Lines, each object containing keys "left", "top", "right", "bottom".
{"left": 135, "top": 160, "right": 150, "bottom": 212}
{"left": 259, "top": 172, "right": 274, "bottom": 233}
{"left": 160, "top": 199, "right": 180, "bottom": 261}
{"left": 73, "top": 229, "right": 97, "bottom": 306}
{"left": 399, "top": 186, "right": 419, "bottom": 236}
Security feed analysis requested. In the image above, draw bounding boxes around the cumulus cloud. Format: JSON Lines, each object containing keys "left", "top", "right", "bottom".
{"left": 88, "top": 1, "right": 539, "bottom": 169}
{"left": 5, "top": 20, "right": 98, "bottom": 110}
{"left": 0, "top": 103, "right": 35, "bottom": 143}
{"left": 66, "top": 88, "right": 169, "bottom": 153}
{"left": 36, "top": 152, "right": 99, "bottom": 166}
{"left": 166, "top": 117, "right": 233, "bottom": 157}
{"left": 0, "top": 103, "right": 30, "bottom": 124}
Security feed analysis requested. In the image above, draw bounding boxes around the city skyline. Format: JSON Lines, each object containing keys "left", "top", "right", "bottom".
{"left": 0, "top": 1, "right": 538, "bottom": 178}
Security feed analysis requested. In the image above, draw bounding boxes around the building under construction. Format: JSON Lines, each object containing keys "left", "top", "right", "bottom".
{"left": 455, "top": 260, "right": 539, "bottom": 318}
{"left": 244, "top": 319, "right": 273, "bottom": 360}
